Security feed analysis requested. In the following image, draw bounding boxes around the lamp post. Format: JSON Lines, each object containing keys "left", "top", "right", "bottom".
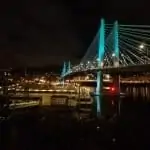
{"left": 139, "top": 43, "right": 149, "bottom": 64}
{"left": 112, "top": 53, "right": 117, "bottom": 67}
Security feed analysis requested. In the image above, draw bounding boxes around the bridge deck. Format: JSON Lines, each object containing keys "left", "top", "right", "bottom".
{"left": 63, "top": 64, "right": 150, "bottom": 77}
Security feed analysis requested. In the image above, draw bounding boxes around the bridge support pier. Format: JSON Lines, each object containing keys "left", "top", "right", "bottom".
{"left": 96, "top": 71, "right": 103, "bottom": 94}
{"left": 96, "top": 70, "right": 103, "bottom": 117}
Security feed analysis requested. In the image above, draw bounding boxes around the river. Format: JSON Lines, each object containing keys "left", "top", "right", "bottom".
{"left": 1, "top": 85, "right": 150, "bottom": 149}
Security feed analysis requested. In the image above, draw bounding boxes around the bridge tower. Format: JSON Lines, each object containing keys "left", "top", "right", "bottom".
{"left": 113, "top": 20, "right": 120, "bottom": 94}
{"left": 96, "top": 18, "right": 105, "bottom": 116}
{"left": 61, "top": 61, "right": 67, "bottom": 86}
{"left": 67, "top": 61, "right": 71, "bottom": 74}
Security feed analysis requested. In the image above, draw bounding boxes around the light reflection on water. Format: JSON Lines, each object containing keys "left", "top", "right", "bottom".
{"left": 122, "top": 85, "right": 150, "bottom": 99}
{"left": 93, "top": 95, "right": 121, "bottom": 119}
{"left": 89, "top": 85, "right": 150, "bottom": 118}
{"left": 13, "top": 85, "right": 150, "bottom": 119}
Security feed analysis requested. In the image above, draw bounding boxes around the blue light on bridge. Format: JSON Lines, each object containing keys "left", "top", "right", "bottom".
{"left": 60, "top": 19, "right": 150, "bottom": 118}
{"left": 96, "top": 18, "right": 105, "bottom": 115}
{"left": 98, "top": 18, "right": 105, "bottom": 63}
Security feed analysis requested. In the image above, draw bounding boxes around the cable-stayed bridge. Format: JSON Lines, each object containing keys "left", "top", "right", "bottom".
{"left": 61, "top": 19, "right": 150, "bottom": 97}
{"left": 60, "top": 18, "right": 150, "bottom": 116}
{"left": 61, "top": 19, "right": 150, "bottom": 76}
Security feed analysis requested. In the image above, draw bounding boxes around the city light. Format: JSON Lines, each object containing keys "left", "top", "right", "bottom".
{"left": 111, "top": 87, "right": 115, "bottom": 92}
{"left": 105, "top": 74, "right": 110, "bottom": 79}
{"left": 85, "top": 76, "right": 89, "bottom": 80}
{"left": 39, "top": 79, "right": 45, "bottom": 83}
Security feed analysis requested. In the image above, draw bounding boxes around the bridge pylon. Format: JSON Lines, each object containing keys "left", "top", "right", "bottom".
{"left": 61, "top": 61, "right": 67, "bottom": 86}
{"left": 112, "top": 20, "right": 120, "bottom": 94}
{"left": 67, "top": 61, "right": 71, "bottom": 74}
{"left": 96, "top": 18, "right": 105, "bottom": 116}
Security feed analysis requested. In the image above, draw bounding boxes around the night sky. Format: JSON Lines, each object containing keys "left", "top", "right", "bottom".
{"left": 0, "top": 0, "right": 148, "bottom": 69}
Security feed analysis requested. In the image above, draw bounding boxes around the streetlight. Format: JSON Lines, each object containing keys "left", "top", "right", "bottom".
{"left": 139, "top": 43, "right": 144, "bottom": 49}
{"left": 112, "top": 53, "right": 119, "bottom": 67}
{"left": 139, "top": 43, "right": 149, "bottom": 64}
{"left": 112, "top": 53, "right": 115, "bottom": 57}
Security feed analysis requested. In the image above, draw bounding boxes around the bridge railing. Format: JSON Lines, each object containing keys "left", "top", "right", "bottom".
{"left": 62, "top": 62, "right": 150, "bottom": 77}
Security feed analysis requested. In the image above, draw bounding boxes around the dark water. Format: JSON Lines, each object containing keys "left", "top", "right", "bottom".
{"left": 1, "top": 87, "right": 150, "bottom": 150}
{"left": 122, "top": 85, "right": 150, "bottom": 98}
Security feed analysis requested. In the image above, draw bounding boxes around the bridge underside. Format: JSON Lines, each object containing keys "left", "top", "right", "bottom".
{"left": 63, "top": 64, "right": 150, "bottom": 78}
{"left": 63, "top": 71, "right": 97, "bottom": 79}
